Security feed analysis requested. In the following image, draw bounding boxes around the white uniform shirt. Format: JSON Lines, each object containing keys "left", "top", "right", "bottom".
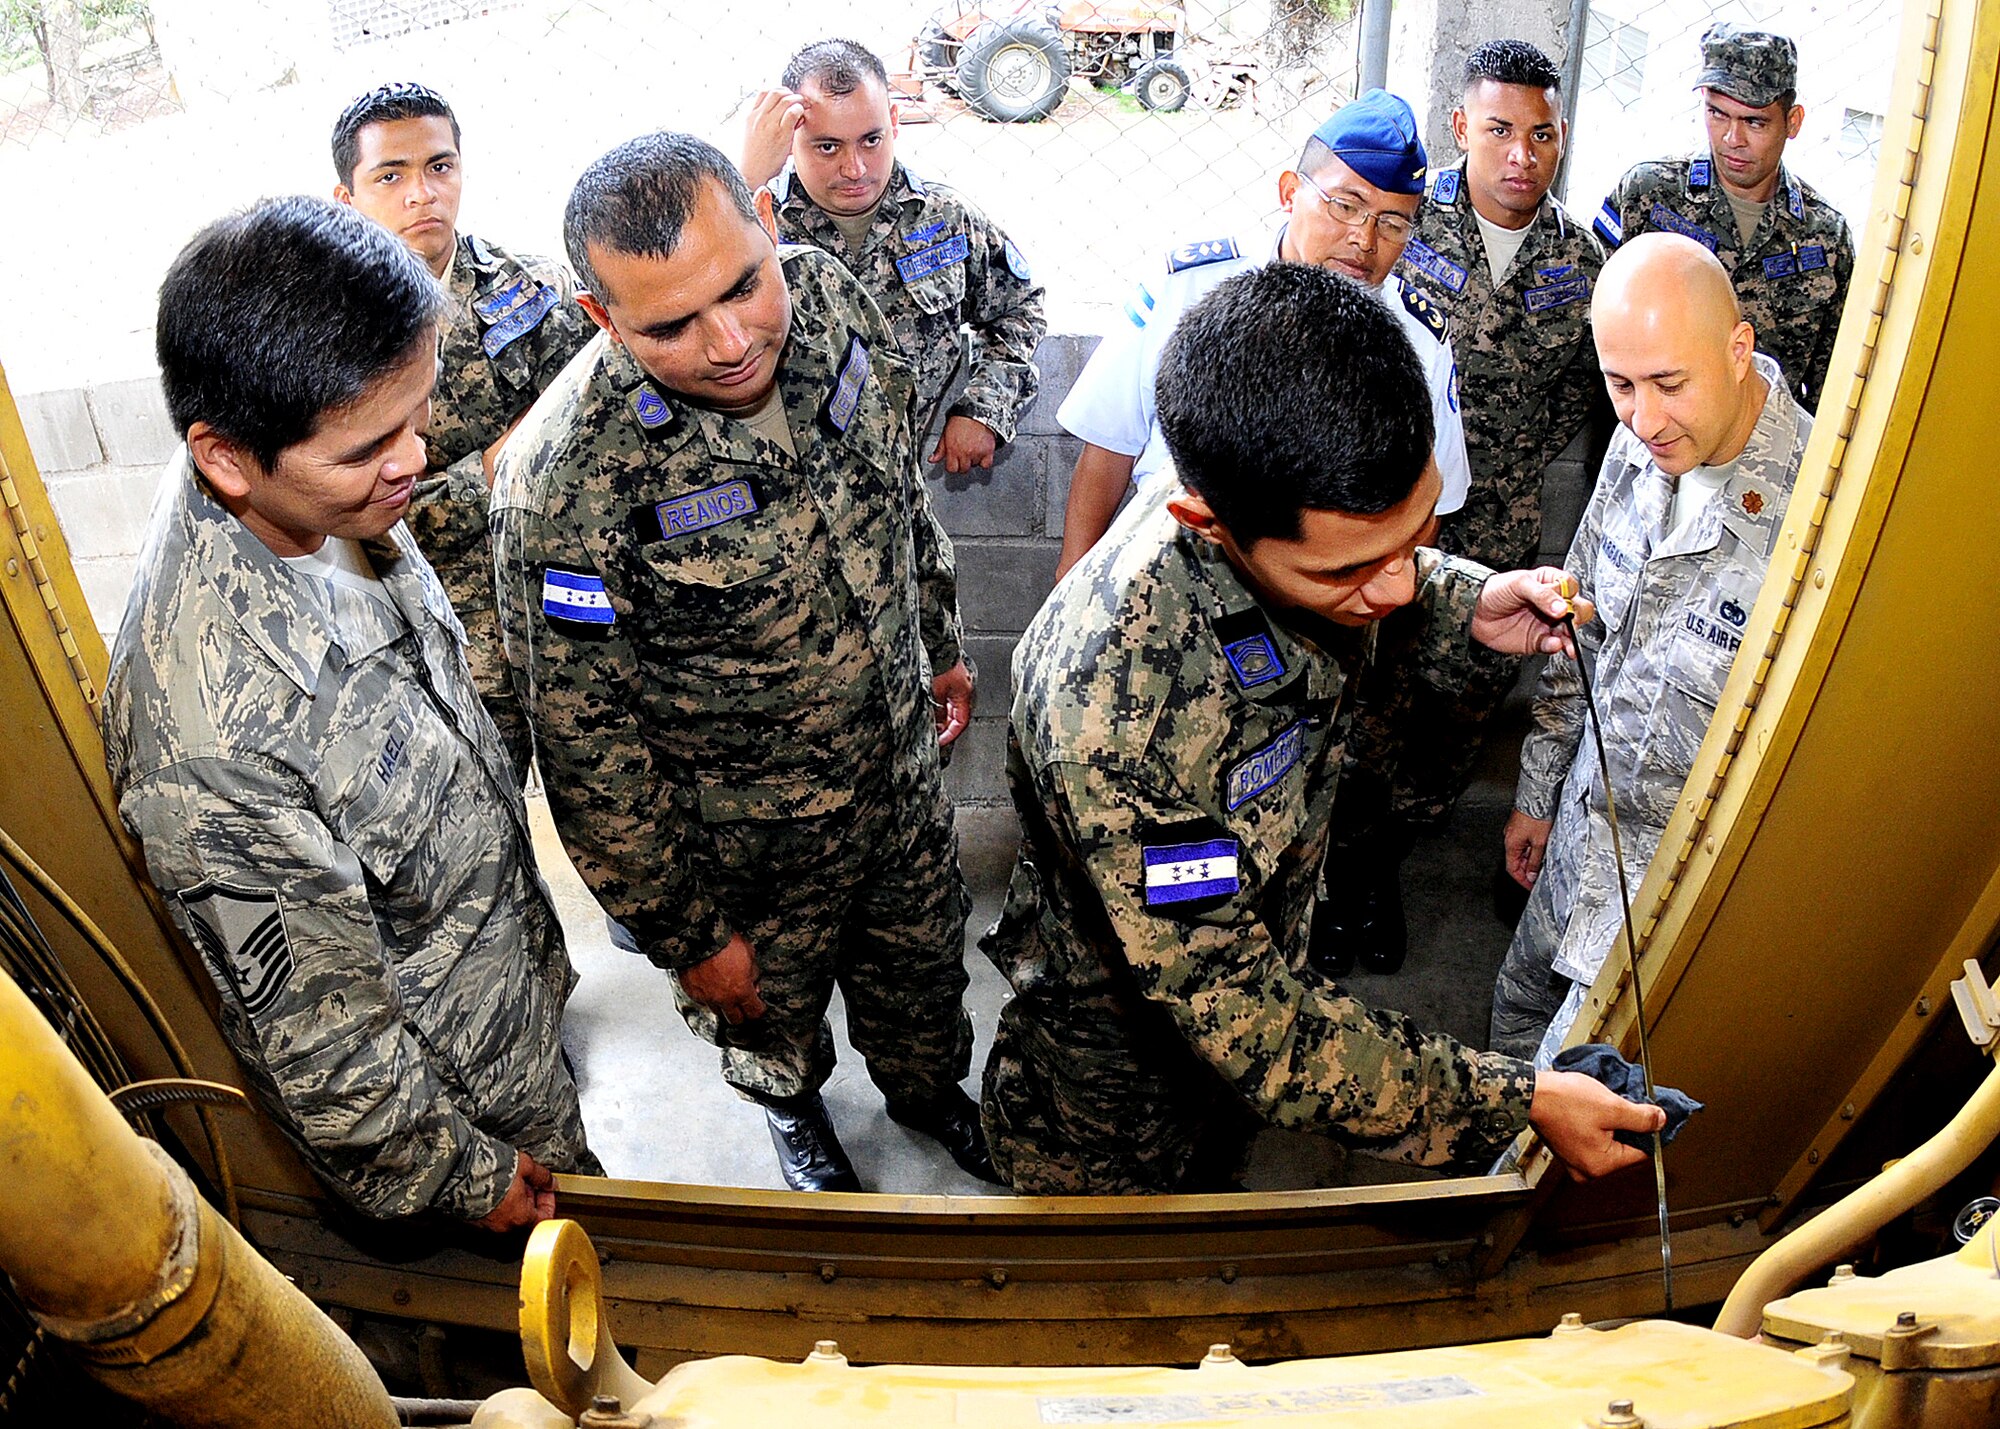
{"left": 1057, "top": 229, "right": 1470, "bottom": 514}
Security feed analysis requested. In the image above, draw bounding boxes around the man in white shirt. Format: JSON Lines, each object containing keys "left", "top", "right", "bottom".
{"left": 1052, "top": 88, "right": 1469, "bottom": 579}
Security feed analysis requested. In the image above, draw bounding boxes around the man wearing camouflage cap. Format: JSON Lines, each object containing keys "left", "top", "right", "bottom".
{"left": 1594, "top": 23, "right": 1855, "bottom": 409}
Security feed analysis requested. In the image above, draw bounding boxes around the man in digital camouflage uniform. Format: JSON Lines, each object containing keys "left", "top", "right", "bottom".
{"left": 1489, "top": 234, "right": 1812, "bottom": 1061}
{"left": 333, "top": 81, "right": 596, "bottom": 777}
{"left": 740, "top": 39, "right": 1044, "bottom": 475}
{"left": 493, "top": 133, "right": 994, "bottom": 1192}
{"left": 981, "top": 262, "right": 1666, "bottom": 1194}
{"left": 1594, "top": 23, "right": 1855, "bottom": 411}
{"left": 1345, "top": 40, "right": 1612, "bottom": 951}
{"left": 104, "top": 197, "right": 595, "bottom": 1231}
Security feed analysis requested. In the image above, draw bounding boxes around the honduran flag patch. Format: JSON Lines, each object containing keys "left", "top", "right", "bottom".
{"left": 1143, "top": 837, "right": 1240, "bottom": 907}
{"left": 541, "top": 567, "right": 615, "bottom": 625}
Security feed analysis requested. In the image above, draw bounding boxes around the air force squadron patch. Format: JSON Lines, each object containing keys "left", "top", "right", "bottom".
{"left": 178, "top": 885, "right": 294, "bottom": 1020}
{"left": 820, "top": 334, "right": 870, "bottom": 434}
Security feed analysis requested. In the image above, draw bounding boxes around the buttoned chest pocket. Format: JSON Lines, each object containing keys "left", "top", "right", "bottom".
{"left": 1221, "top": 717, "right": 1319, "bottom": 886}
{"left": 1754, "top": 247, "right": 1842, "bottom": 314}
{"left": 630, "top": 482, "right": 819, "bottom": 659}
{"left": 896, "top": 234, "right": 970, "bottom": 317}
{"left": 1590, "top": 531, "right": 1646, "bottom": 635}
{"left": 322, "top": 694, "right": 464, "bottom": 912}
{"left": 1662, "top": 579, "right": 1757, "bottom": 709}
{"left": 1519, "top": 274, "right": 1593, "bottom": 350}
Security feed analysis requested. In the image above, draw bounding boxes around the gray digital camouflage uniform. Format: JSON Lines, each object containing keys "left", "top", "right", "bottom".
{"left": 1358, "top": 160, "right": 1609, "bottom": 829}
{"left": 1594, "top": 155, "right": 1854, "bottom": 409}
{"left": 1490, "top": 354, "right": 1810, "bottom": 1059}
{"left": 767, "top": 161, "right": 1044, "bottom": 442}
{"left": 982, "top": 480, "right": 1539, "bottom": 1194}
{"left": 102, "top": 456, "right": 594, "bottom": 1222}
{"left": 409, "top": 232, "right": 595, "bottom": 776}
{"left": 491, "top": 244, "right": 973, "bottom": 1106}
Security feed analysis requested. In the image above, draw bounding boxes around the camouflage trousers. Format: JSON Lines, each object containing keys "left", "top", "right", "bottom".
{"left": 672, "top": 768, "right": 974, "bottom": 1106}
{"left": 1487, "top": 867, "right": 1571, "bottom": 1062}
{"left": 981, "top": 953, "right": 1260, "bottom": 1192}
{"left": 408, "top": 474, "right": 534, "bottom": 781}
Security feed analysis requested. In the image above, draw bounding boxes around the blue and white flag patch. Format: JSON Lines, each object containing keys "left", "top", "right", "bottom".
{"left": 1593, "top": 199, "right": 1625, "bottom": 247}
{"left": 480, "top": 284, "right": 560, "bottom": 358}
{"left": 541, "top": 567, "right": 615, "bottom": 625}
{"left": 821, "top": 335, "right": 871, "bottom": 434}
{"left": 895, "top": 233, "right": 970, "bottom": 283}
{"left": 649, "top": 478, "right": 760, "bottom": 540}
{"left": 1226, "top": 720, "right": 1307, "bottom": 811}
{"left": 1124, "top": 282, "right": 1157, "bottom": 329}
{"left": 1143, "top": 838, "right": 1241, "bottom": 906}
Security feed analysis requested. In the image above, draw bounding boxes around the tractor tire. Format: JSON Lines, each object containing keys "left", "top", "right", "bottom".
{"left": 917, "top": 21, "right": 958, "bottom": 81}
{"left": 1133, "top": 57, "right": 1191, "bottom": 113}
{"left": 955, "top": 17, "right": 1071, "bottom": 123}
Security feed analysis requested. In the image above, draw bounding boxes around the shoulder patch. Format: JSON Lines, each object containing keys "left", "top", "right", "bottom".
{"left": 1788, "top": 179, "right": 1805, "bottom": 220}
{"left": 178, "top": 884, "right": 295, "bottom": 1019}
{"left": 819, "top": 332, "right": 871, "bottom": 435}
{"left": 1400, "top": 281, "right": 1448, "bottom": 340}
{"left": 1122, "top": 280, "right": 1158, "bottom": 329}
{"left": 541, "top": 567, "right": 616, "bottom": 634}
{"left": 1004, "top": 238, "right": 1033, "bottom": 282}
{"left": 1225, "top": 719, "right": 1308, "bottom": 811}
{"left": 1166, "top": 237, "right": 1240, "bottom": 273}
{"left": 1431, "top": 167, "right": 1461, "bottom": 206}
{"left": 1593, "top": 198, "right": 1625, "bottom": 248}
{"left": 1142, "top": 832, "right": 1241, "bottom": 910}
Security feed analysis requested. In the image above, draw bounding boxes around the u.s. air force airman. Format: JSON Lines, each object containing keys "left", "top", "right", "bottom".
{"left": 981, "top": 261, "right": 1666, "bottom": 1194}
{"left": 1594, "top": 24, "right": 1854, "bottom": 410}
{"left": 741, "top": 39, "right": 1045, "bottom": 476}
{"left": 105, "top": 197, "right": 595, "bottom": 1232}
{"left": 492, "top": 133, "right": 996, "bottom": 1192}
{"left": 1491, "top": 234, "right": 1812, "bottom": 1062}
{"left": 331, "top": 81, "right": 596, "bottom": 777}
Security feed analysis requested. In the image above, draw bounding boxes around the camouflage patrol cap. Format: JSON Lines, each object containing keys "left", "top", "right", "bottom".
{"left": 1695, "top": 23, "right": 1798, "bottom": 109}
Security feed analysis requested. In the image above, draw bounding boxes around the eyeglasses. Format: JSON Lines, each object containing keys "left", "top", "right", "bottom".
{"left": 1295, "top": 171, "right": 1415, "bottom": 241}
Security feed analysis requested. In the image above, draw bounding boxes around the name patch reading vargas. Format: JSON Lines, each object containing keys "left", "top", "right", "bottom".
{"left": 480, "top": 284, "right": 560, "bottom": 358}
{"left": 1036, "top": 1375, "right": 1482, "bottom": 1422}
{"left": 1226, "top": 720, "right": 1307, "bottom": 810}
{"left": 1142, "top": 838, "right": 1240, "bottom": 906}
{"left": 895, "top": 233, "right": 970, "bottom": 284}
{"left": 649, "top": 479, "right": 760, "bottom": 540}
{"left": 822, "top": 335, "right": 871, "bottom": 434}
{"left": 1400, "top": 238, "right": 1468, "bottom": 294}
{"left": 541, "top": 568, "right": 615, "bottom": 625}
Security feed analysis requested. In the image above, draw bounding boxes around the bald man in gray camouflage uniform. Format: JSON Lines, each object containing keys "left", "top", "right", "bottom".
{"left": 105, "top": 197, "right": 594, "bottom": 1231}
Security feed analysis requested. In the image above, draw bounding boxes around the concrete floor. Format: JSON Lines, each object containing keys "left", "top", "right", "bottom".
{"left": 543, "top": 674, "right": 1537, "bottom": 1197}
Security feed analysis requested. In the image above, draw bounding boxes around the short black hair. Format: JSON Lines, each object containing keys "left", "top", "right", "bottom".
{"left": 782, "top": 38, "right": 889, "bottom": 97}
{"left": 1156, "top": 264, "right": 1433, "bottom": 546}
{"left": 1296, "top": 134, "right": 1337, "bottom": 179}
{"left": 563, "top": 131, "right": 760, "bottom": 301}
{"left": 156, "top": 196, "right": 448, "bottom": 471}
{"left": 331, "top": 81, "right": 461, "bottom": 189}
{"left": 1464, "top": 39, "right": 1562, "bottom": 92}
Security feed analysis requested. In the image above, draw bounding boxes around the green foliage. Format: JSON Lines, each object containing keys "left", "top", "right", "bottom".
{"left": 0, "top": 0, "right": 153, "bottom": 76}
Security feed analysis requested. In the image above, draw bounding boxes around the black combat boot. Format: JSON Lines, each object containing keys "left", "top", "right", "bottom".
{"left": 760, "top": 1091, "right": 862, "bottom": 1192}
{"left": 1356, "top": 820, "right": 1419, "bottom": 975}
{"left": 884, "top": 1086, "right": 1002, "bottom": 1185}
{"left": 1310, "top": 822, "right": 1417, "bottom": 977}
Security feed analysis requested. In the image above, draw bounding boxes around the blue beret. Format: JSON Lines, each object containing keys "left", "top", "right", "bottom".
{"left": 1309, "top": 89, "right": 1428, "bottom": 196}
